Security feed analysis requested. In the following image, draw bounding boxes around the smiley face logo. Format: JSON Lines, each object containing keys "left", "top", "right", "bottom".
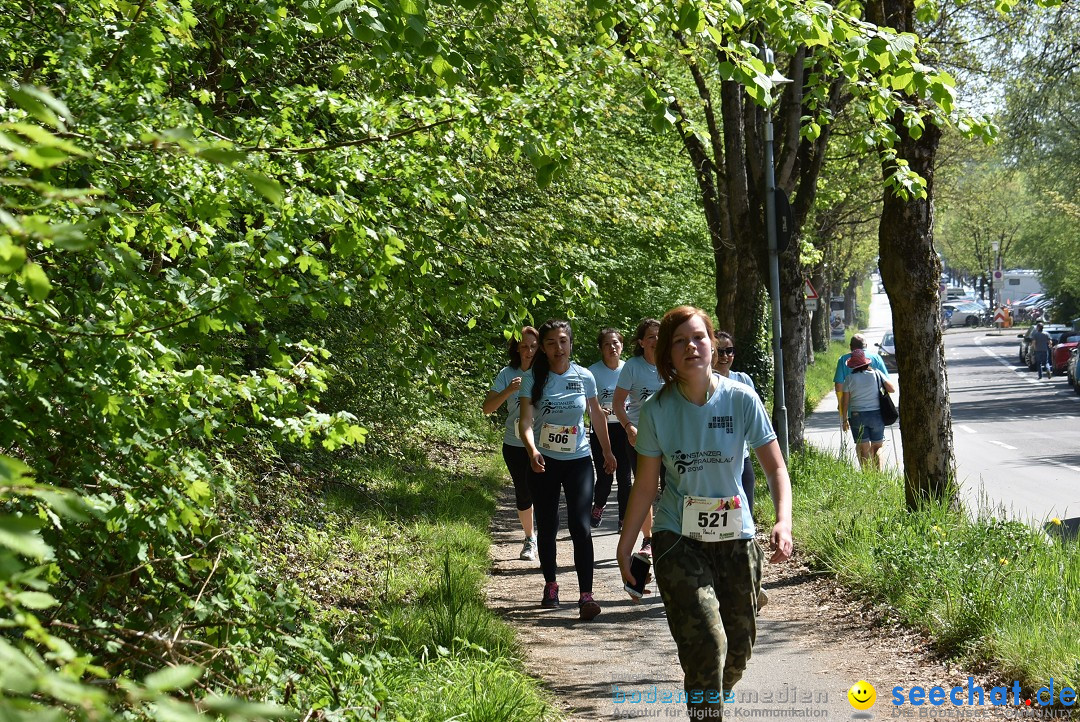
{"left": 848, "top": 680, "right": 876, "bottom": 711}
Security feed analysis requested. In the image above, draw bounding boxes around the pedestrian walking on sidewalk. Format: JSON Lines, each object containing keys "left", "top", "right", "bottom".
{"left": 1031, "top": 323, "right": 1054, "bottom": 379}
{"left": 483, "top": 327, "right": 540, "bottom": 561}
{"left": 833, "top": 334, "right": 889, "bottom": 412}
{"left": 617, "top": 306, "right": 793, "bottom": 721}
{"left": 838, "top": 349, "right": 896, "bottom": 470}
{"left": 613, "top": 318, "right": 664, "bottom": 557}
{"left": 520, "top": 319, "right": 616, "bottom": 620}
{"left": 588, "top": 328, "right": 631, "bottom": 530}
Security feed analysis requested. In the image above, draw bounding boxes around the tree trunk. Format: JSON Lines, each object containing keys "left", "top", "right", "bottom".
{"left": 844, "top": 275, "right": 858, "bottom": 326}
{"left": 867, "top": 0, "right": 957, "bottom": 508}
{"left": 777, "top": 248, "right": 808, "bottom": 450}
{"left": 810, "top": 265, "right": 829, "bottom": 352}
{"left": 878, "top": 115, "right": 956, "bottom": 507}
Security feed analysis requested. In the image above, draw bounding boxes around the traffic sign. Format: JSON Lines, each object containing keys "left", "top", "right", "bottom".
{"left": 994, "top": 309, "right": 1007, "bottom": 324}
{"left": 993, "top": 270, "right": 1003, "bottom": 280}
{"left": 803, "top": 279, "right": 819, "bottom": 300}
{"left": 805, "top": 299, "right": 818, "bottom": 312}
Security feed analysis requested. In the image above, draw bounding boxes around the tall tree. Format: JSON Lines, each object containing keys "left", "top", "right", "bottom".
{"left": 590, "top": 0, "right": 986, "bottom": 451}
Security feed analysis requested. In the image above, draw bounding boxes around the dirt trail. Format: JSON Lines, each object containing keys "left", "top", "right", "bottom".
{"left": 486, "top": 496, "right": 1030, "bottom": 722}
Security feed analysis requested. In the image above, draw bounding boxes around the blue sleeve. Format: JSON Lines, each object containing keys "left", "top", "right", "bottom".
{"left": 635, "top": 397, "right": 662, "bottom": 457}
{"left": 616, "top": 360, "right": 634, "bottom": 391}
{"left": 871, "top": 354, "right": 889, "bottom": 378}
{"left": 581, "top": 367, "right": 597, "bottom": 399}
{"left": 490, "top": 367, "right": 510, "bottom": 393}
{"left": 833, "top": 356, "right": 847, "bottom": 384}
{"left": 519, "top": 371, "right": 533, "bottom": 400}
{"left": 743, "top": 390, "right": 777, "bottom": 450}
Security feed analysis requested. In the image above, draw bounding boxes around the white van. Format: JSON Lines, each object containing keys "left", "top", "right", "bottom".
{"left": 944, "top": 287, "right": 967, "bottom": 302}
{"left": 999, "top": 270, "right": 1043, "bottom": 305}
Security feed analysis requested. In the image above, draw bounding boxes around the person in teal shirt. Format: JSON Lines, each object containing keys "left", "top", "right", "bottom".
{"left": 617, "top": 306, "right": 793, "bottom": 722}
{"left": 587, "top": 328, "right": 630, "bottom": 530}
{"left": 483, "top": 326, "right": 540, "bottom": 561}
{"left": 520, "top": 319, "right": 615, "bottom": 621}
{"left": 833, "top": 334, "right": 889, "bottom": 430}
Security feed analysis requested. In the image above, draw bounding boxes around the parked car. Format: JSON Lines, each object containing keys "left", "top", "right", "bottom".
{"left": 1052, "top": 333, "right": 1080, "bottom": 375}
{"left": 1012, "top": 294, "right": 1046, "bottom": 322}
{"left": 1068, "top": 348, "right": 1079, "bottom": 394}
{"left": 942, "top": 302, "right": 984, "bottom": 328}
{"left": 1020, "top": 324, "right": 1070, "bottom": 370}
{"left": 875, "top": 330, "right": 897, "bottom": 373}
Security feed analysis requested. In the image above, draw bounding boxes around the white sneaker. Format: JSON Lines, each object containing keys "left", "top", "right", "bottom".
{"left": 520, "top": 537, "right": 537, "bottom": 561}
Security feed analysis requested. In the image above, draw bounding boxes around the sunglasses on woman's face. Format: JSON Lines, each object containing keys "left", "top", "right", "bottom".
{"left": 716, "top": 347, "right": 735, "bottom": 356}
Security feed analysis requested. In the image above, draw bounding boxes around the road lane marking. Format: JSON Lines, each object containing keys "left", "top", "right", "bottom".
{"left": 988, "top": 440, "right": 1017, "bottom": 450}
{"left": 958, "top": 426, "right": 976, "bottom": 434}
{"left": 1043, "top": 458, "right": 1080, "bottom": 474}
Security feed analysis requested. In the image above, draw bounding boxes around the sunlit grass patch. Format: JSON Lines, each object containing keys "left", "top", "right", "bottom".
{"left": 787, "top": 447, "right": 1080, "bottom": 694}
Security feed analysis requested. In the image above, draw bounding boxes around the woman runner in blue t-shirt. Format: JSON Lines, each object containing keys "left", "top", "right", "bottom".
{"left": 616, "top": 306, "right": 792, "bottom": 721}
{"left": 520, "top": 319, "right": 616, "bottom": 620}
{"left": 587, "top": 328, "right": 631, "bottom": 530}
{"left": 482, "top": 326, "right": 540, "bottom": 561}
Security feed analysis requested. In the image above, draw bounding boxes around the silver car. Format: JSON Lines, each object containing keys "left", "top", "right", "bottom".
{"left": 942, "top": 302, "right": 983, "bottom": 328}
{"left": 875, "top": 331, "right": 897, "bottom": 373}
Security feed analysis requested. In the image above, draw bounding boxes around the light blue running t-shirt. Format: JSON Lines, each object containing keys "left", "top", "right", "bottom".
{"left": 489, "top": 366, "right": 530, "bottom": 447}
{"left": 519, "top": 363, "right": 597, "bottom": 461}
{"left": 616, "top": 355, "right": 664, "bottom": 426}
{"left": 636, "top": 374, "right": 776, "bottom": 540}
{"left": 728, "top": 370, "right": 756, "bottom": 459}
{"left": 588, "top": 359, "right": 625, "bottom": 424}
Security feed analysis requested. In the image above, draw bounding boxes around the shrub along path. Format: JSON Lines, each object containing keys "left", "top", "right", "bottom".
{"left": 486, "top": 485, "right": 1024, "bottom": 721}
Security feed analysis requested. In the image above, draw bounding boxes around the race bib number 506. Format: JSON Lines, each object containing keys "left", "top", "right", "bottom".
{"left": 680, "top": 495, "right": 743, "bottom": 541}
{"left": 540, "top": 423, "right": 577, "bottom": 454}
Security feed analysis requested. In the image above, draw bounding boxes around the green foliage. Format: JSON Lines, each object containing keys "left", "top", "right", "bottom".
{"left": 0, "top": 455, "right": 296, "bottom": 720}
{"left": 0, "top": 0, "right": 612, "bottom": 716}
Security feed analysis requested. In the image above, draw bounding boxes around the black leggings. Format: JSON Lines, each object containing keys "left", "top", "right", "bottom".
{"left": 741, "top": 455, "right": 755, "bottom": 518}
{"left": 501, "top": 444, "right": 533, "bottom": 512}
{"left": 591, "top": 423, "right": 631, "bottom": 520}
{"left": 528, "top": 455, "right": 594, "bottom": 590}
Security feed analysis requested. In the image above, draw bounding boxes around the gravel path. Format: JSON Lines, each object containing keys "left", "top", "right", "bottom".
{"left": 486, "top": 490, "right": 1028, "bottom": 722}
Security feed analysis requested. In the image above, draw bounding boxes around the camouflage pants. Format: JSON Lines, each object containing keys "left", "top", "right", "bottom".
{"left": 652, "top": 531, "right": 763, "bottom": 721}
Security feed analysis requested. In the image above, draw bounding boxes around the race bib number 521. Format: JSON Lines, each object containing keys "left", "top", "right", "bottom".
{"left": 680, "top": 495, "right": 743, "bottom": 542}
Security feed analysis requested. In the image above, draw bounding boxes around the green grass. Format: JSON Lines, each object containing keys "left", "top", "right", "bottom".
{"left": 260, "top": 423, "right": 554, "bottom": 721}
{"left": 782, "top": 448, "right": 1080, "bottom": 697}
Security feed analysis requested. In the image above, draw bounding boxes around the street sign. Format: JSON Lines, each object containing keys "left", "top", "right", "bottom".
{"left": 803, "top": 279, "right": 819, "bottom": 300}
{"left": 993, "top": 270, "right": 1003, "bottom": 280}
{"left": 775, "top": 189, "right": 793, "bottom": 254}
{"left": 805, "top": 299, "right": 818, "bottom": 312}
{"left": 994, "top": 309, "right": 1007, "bottom": 324}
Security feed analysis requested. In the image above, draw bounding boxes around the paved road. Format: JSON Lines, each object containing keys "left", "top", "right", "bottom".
{"left": 805, "top": 287, "right": 1080, "bottom": 527}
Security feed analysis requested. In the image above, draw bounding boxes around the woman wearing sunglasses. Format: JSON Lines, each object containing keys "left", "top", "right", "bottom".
{"left": 711, "top": 331, "right": 758, "bottom": 518}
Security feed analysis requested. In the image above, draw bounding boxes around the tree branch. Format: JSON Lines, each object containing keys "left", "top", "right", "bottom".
{"left": 239, "top": 117, "right": 457, "bottom": 154}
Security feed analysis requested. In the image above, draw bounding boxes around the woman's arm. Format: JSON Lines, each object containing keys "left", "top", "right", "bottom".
{"left": 754, "top": 440, "right": 793, "bottom": 563}
{"left": 617, "top": 453, "right": 661, "bottom": 595}
{"left": 519, "top": 398, "right": 545, "bottom": 473}
{"left": 587, "top": 396, "right": 616, "bottom": 474}
{"left": 482, "top": 377, "right": 521, "bottom": 415}
{"left": 882, "top": 373, "right": 896, "bottom": 394}
{"left": 612, "top": 387, "right": 636, "bottom": 446}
